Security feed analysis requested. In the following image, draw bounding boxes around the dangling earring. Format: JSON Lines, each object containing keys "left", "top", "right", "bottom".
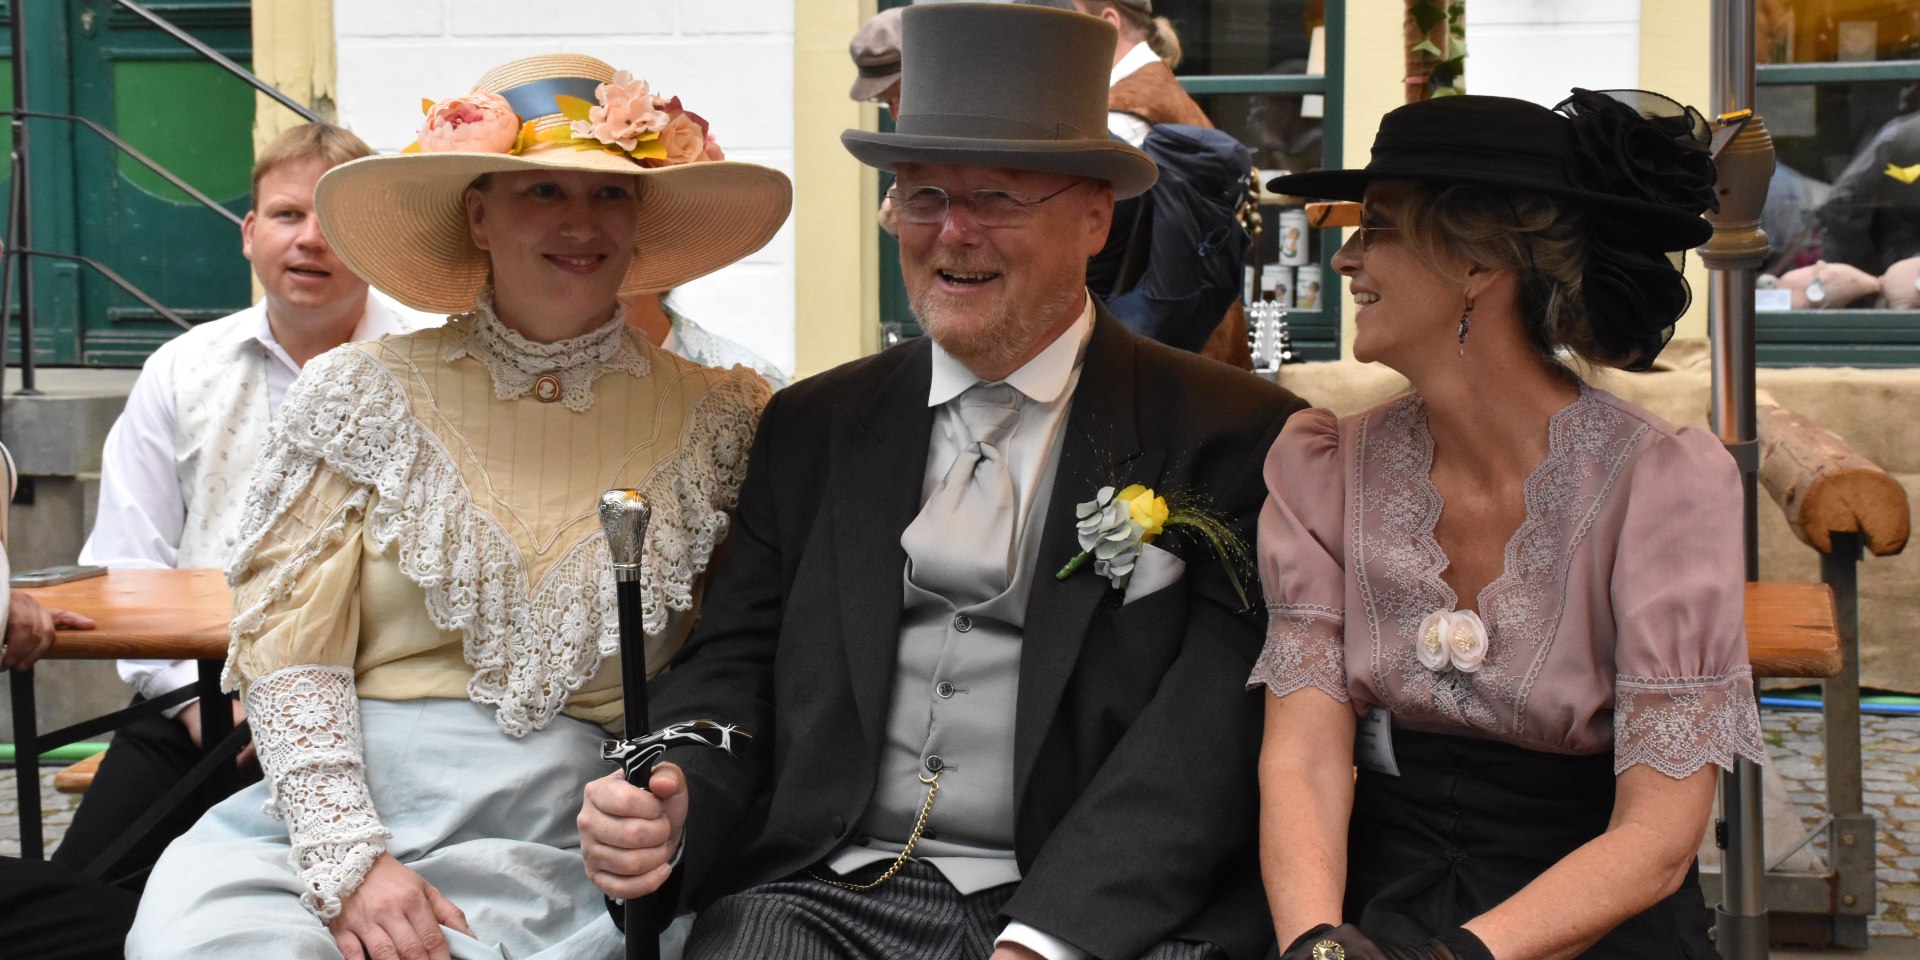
{"left": 1456, "top": 299, "right": 1474, "bottom": 359}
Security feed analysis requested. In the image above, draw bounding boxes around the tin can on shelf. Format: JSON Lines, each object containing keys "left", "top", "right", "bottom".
{"left": 1294, "top": 263, "right": 1323, "bottom": 310}
{"left": 1277, "top": 208, "right": 1310, "bottom": 266}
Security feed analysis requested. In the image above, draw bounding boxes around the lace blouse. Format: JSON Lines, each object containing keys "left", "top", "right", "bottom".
{"left": 1249, "top": 386, "right": 1766, "bottom": 780}
{"left": 219, "top": 299, "right": 769, "bottom": 917}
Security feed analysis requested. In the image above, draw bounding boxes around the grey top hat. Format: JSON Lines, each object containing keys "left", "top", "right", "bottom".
{"left": 847, "top": 7, "right": 903, "bottom": 103}
{"left": 841, "top": 3, "right": 1159, "bottom": 199}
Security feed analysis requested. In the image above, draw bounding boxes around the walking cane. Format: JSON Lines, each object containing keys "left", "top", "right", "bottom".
{"left": 598, "top": 489, "right": 659, "bottom": 960}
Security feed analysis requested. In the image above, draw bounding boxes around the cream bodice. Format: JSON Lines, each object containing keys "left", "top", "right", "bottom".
{"left": 224, "top": 305, "right": 769, "bottom": 735}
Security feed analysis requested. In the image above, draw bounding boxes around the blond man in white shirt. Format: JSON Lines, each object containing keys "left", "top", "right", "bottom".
{"left": 58, "top": 123, "right": 417, "bottom": 886}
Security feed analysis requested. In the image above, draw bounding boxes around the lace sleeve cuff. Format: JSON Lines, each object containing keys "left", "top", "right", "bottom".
{"left": 1614, "top": 668, "right": 1768, "bottom": 779}
{"left": 245, "top": 664, "right": 392, "bottom": 920}
{"left": 1248, "top": 605, "right": 1349, "bottom": 702}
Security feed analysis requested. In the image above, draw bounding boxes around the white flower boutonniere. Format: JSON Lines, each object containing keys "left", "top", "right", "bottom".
{"left": 1416, "top": 609, "right": 1489, "bottom": 674}
{"left": 1056, "top": 483, "right": 1252, "bottom": 608}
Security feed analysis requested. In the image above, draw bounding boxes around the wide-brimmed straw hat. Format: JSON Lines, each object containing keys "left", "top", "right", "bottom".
{"left": 316, "top": 54, "right": 793, "bottom": 314}
{"left": 1268, "top": 90, "right": 1719, "bottom": 251}
{"left": 841, "top": 3, "right": 1159, "bottom": 199}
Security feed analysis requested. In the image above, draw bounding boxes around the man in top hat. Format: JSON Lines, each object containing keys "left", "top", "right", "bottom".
{"left": 578, "top": 5, "right": 1304, "bottom": 958}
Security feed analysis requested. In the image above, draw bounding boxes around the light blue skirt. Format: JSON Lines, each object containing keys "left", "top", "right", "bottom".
{"left": 127, "top": 697, "right": 626, "bottom": 960}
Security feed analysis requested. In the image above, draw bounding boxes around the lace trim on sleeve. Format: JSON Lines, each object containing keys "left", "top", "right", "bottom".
{"left": 1248, "top": 604, "right": 1349, "bottom": 702}
{"left": 245, "top": 664, "right": 390, "bottom": 920}
{"left": 1614, "top": 667, "right": 1768, "bottom": 779}
{"left": 226, "top": 346, "right": 768, "bottom": 737}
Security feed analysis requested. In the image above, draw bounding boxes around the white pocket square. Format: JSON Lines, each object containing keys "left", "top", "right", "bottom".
{"left": 1122, "top": 543, "right": 1186, "bottom": 606}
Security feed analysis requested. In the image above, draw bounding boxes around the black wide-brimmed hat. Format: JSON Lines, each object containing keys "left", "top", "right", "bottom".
{"left": 841, "top": 3, "right": 1159, "bottom": 199}
{"left": 1269, "top": 90, "right": 1719, "bottom": 251}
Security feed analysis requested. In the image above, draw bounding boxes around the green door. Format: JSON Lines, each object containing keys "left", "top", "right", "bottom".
{"left": 3, "top": 0, "right": 254, "bottom": 368}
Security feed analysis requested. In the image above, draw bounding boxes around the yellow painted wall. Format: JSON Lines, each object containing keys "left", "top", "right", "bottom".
{"left": 1641, "top": 0, "right": 1713, "bottom": 343}
{"left": 794, "top": 0, "right": 880, "bottom": 379}
{"left": 1337, "top": 1, "right": 1411, "bottom": 359}
{"left": 250, "top": 0, "right": 336, "bottom": 302}
{"left": 250, "top": 0, "right": 337, "bottom": 152}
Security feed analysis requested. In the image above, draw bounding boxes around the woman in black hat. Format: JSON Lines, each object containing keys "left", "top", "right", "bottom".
{"left": 1247, "top": 90, "right": 1764, "bottom": 960}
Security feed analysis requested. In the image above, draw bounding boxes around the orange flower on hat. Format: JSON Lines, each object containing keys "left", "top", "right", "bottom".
{"left": 415, "top": 92, "right": 521, "bottom": 153}
{"left": 572, "top": 70, "right": 670, "bottom": 153}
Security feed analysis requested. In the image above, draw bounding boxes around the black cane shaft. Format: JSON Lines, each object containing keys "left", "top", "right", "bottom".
{"left": 614, "top": 578, "right": 658, "bottom": 960}
{"left": 616, "top": 579, "right": 652, "bottom": 769}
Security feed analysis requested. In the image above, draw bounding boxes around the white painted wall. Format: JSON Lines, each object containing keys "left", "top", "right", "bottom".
{"left": 332, "top": 0, "right": 799, "bottom": 376}
{"left": 1465, "top": 0, "right": 1641, "bottom": 107}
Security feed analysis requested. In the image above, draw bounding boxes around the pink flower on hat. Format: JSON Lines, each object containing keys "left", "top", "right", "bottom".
{"left": 641, "top": 97, "right": 718, "bottom": 167}
{"left": 572, "top": 70, "right": 670, "bottom": 153}
{"left": 417, "top": 92, "right": 521, "bottom": 153}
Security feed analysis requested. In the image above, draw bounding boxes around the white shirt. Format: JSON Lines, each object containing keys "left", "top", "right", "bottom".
{"left": 922, "top": 296, "right": 1097, "bottom": 960}
{"left": 1106, "top": 41, "right": 1163, "bottom": 147}
{"left": 81, "top": 298, "right": 416, "bottom": 707}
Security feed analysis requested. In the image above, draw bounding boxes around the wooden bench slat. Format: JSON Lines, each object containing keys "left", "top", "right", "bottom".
{"left": 1745, "top": 581, "right": 1841, "bottom": 679}
{"left": 52, "top": 750, "right": 106, "bottom": 795}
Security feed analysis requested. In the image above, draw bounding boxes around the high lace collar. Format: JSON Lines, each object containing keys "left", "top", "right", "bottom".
{"left": 442, "top": 288, "right": 650, "bottom": 412}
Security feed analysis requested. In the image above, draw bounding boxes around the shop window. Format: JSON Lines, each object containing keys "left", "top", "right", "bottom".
{"left": 1753, "top": 0, "right": 1920, "bottom": 366}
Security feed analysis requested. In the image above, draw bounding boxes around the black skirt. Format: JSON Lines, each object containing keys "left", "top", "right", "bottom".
{"left": 1345, "top": 727, "right": 1718, "bottom": 959}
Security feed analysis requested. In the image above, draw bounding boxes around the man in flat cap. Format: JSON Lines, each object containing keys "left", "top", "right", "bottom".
{"left": 579, "top": 5, "right": 1303, "bottom": 958}
{"left": 848, "top": 7, "right": 903, "bottom": 120}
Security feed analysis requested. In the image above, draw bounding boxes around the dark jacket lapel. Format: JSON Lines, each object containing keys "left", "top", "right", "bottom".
{"left": 831, "top": 342, "right": 937, "bottom": 749}
{"left": 1013, "top": 309, "right": 1162, "bottom": 802}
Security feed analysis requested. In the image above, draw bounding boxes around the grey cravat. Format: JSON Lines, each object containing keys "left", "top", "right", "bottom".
{"left": 902, "top": 383, "right": 1024, "bottom": 607}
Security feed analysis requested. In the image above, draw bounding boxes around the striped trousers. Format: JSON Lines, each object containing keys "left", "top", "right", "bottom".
{"left": 683, "top": 861, "right": 1225, "bottom": 960}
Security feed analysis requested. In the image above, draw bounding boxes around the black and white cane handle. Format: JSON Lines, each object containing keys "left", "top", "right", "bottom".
{"left": 603, "top": 720, "right": 753, "bottom": 783}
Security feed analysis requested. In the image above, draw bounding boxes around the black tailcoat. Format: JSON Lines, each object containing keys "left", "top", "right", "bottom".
{"left": 651, "top": 308, "right": 1308, "bottom": 959}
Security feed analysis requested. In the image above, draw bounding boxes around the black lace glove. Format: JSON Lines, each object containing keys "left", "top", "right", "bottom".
{"left": 1282, "top": 923, "right": 1495, "bottom": 960}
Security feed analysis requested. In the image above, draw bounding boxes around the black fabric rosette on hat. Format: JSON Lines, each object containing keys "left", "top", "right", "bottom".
{"left": 1554, "top": 89, "right": 1719, "bottom": 371}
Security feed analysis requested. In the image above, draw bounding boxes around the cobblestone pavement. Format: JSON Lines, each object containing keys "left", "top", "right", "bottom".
{"left": 0, "top": 764, "right": 82, "bottom": 858}
{"left": 8, "top": 708, "right": 1920, "bottom": 950}
{"left": 1769, "top": 708, "right": 1920, "bottom": 943}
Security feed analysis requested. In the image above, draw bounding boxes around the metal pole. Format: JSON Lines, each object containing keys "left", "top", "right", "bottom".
{"left": 1820, "top": 533, "right": 1874, "bottom": 948}
{"left": 10, "top": 666, "right": 42, "bottom": 859}
{"left": 1705, "top": 2, "right": 1770, "bottom": 957}
{"left": 7, "top": 2, "right": 37, "bottom": 395}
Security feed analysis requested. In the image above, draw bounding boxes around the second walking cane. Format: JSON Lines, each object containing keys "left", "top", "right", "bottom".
{"left": 598, "top": 488, "right": 659, "bottom": 960}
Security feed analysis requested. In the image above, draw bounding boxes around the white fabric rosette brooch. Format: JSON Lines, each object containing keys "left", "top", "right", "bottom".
{"left": 1415, "top": 609, "right": 1489, "bottom": 674}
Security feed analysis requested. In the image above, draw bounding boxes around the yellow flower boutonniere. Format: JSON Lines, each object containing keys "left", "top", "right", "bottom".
{"left": 1056, "top": 483, "right": 1252, "bottom": 609}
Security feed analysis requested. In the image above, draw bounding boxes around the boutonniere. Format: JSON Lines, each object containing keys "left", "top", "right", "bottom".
{"left": 1055, "top": 483, "right": 1252, "bottom": 608}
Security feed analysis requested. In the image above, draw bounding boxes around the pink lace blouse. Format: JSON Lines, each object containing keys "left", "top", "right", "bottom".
{"left": 1249, "top": 386, "right": 1767, "bottom": 779}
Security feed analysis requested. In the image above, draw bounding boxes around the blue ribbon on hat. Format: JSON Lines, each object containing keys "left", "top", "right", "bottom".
{"left": 498, "top": 76, "right": 605, "bottom": 122}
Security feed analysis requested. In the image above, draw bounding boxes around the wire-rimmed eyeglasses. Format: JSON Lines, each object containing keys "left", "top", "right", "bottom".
{"left": 887, "top": 178, "right": 1091, "bottom": 227}
{"left": 1355, "top": 220, "right": 1400, "bottom": 252}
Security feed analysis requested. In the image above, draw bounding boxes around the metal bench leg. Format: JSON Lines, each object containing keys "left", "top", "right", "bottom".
{"left": 1720, "top": 758, "right": 1770, "bottom": 959}
{"left": 9, "top": 665, "right": 42, "bottom": 859}
{"left": 1822, "top": 532, "right": 1873, "bottom": 948}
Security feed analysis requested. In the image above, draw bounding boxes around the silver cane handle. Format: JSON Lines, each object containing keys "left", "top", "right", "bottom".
{"left": 598, "top": 489, "right": 652, "bottom": 583}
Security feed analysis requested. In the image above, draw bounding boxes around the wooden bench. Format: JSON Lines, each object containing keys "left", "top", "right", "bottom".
{"left": 53, "top": 750, "right": 105, "bottom": 795}
{"left": 10, "top": 568, "right": 236, "bottom": 866}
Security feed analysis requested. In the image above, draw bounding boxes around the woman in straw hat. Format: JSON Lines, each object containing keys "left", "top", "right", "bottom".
{"left": 1248, "top": 91, "right": 1763, "bottom": 959}
{"left": 127, "top": 54, "right": 790, "bottom": 960}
